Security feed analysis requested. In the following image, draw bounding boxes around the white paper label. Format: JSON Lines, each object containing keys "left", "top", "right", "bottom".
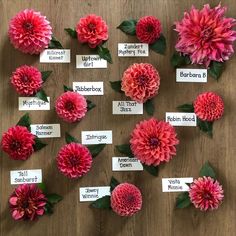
{"left": 18, "top": 97, "right": 50, "bottom": 111}
{"left": 10, "top": 169, "right": 42, "bottom": 185}
{"left": 176, "top": 68, "right": 207, "bottom": 82}
{"left": 112, "top": 101, "right": 143, "bottom": 114}
{"left": 166, "top": 112, "right": 197, "bottom": 126}
{"left": 118, "top": 43, "right": 149, "bottom": 57}
{"left": 79, "top": 186, "right": 110, "bottom": 202}
{"left": 73, "top": 82, "right": 104, "bottom": 95}
{"left": 112, "top": 157, "right": 143, "bottom": 171}
{"left": 30, "top": 124, "right": 61, "bottom": 138}
{"left": 40, "top": 49, "right": 71, "bottom": 63}
{"left": 76, "top": 55, "right": 107, "bottom": 68}
{"left": 162, "top": 178, "right": 193, "bottom": 192}
{"left": 81, "top": 130, "right": 112, "bottom": 145}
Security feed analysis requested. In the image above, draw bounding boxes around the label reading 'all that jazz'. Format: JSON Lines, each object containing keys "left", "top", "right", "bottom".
{"left": 19, "top": 97, "right": 50, "bottom": 111}
{"left": 112, "top": 157, "right": 143, "bottom": 171}
{"left": 112, "top": 101, "right": 143, "bottom": 114}
{"left": 30, "top": 124, "right": 61, "bottom": 138}
{"left": 79, "top": 186, "right": 110, "bottom": 202}
{"left": 81, "top": 130, "right": 112, "bottom": 145}
{"left": 76, "top": 55, "right": 107, "bottom": 68}
{"left": 73, "top": 82, "right": 104, "bottom": 95}
{"left": 10, "top": 169, "right": 42, "bottom": 185}
{"left": 40, "top": 49, "right": 71, "bottom": 63}
{"left": 165, "top": 112, "right": 197, "bottom": 126}
{"left": 176, "top": 68, "right": 207, "bottom": 82}
{"left": 118, "top": 43, "right": 149, "bottom": 57}
{"left": 162, "top": 178, "right": 193, "bottom": 192}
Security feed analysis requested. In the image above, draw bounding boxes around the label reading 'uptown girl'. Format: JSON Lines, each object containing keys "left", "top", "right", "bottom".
{"left": 10, "top": 169, "right": 42, "bottom": 185}
{"left": 73, "top": 82, "right": 104, "bottom": 95}
{"left": 76, "top": 55, "right": 107, "bottom": 68}
{"left": 40, "top": 49, "right": 71, "bottom": 63}
{"left": 30, "top": 124, "right": 61, "bottom": 138}
{"left": 79, "top": 186, "right": 110, "bottom": 202}
{"left": 81, "top": 130, "right": 112, "bottom": 145}
{"left": 18, "top": 97, "right": 50, "bottom": 111}
{"left": 118, "top": 43, "right": 149, "bottom": 57}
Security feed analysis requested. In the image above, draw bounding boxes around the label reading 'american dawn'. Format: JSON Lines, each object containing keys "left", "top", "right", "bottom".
{"left": 112, "top": 157, "right": 143, "bottom": 171}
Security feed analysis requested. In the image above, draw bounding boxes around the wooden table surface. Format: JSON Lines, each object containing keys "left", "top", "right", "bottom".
{"left": 0, "top": 0, "right": 236, "bottom": 235}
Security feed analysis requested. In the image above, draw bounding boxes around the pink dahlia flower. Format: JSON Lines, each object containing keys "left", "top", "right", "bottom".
{"left": 130, "top": 118, "right": 179, "bottom": 166}
{"left": 9, "top": 184, "right": 47, "bottom": 221}
{"left": 57, "top": 143, "right": 92, "bottom": 178}
{"left": 8, "top": 9, "right": 52, "bottom": 54}
{"left": 136, "top": 16, "right": 162, "bottom": 44}
{"left": 111, "top": 183, "right": 142, "bottom": 217}
{"left": 11, "top": 65, "right": 43, "bottom": 96}
{"left": 189, "top": 176, "right": 224, "bottom": 211}
{"left": 121, "top": 63, "right": 160, "bottom": 103}
{"left": 1, "top": 126, "right": 35, "bottom": 160}
{"left": 55, "top": 91, "right": 87, "bottom": 123}
{"left": 175, "top": 4, "right": 236, "bottom": 67}
{"left": 194, "top": 92, "right": 224, "bottom": 122}
{"left": 76, "top": 14, "right": 108, "bottom": 48}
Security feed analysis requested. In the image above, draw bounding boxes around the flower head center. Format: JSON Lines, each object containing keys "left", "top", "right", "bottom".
{"left": 69, "top": 156, "right": 80, "bottom": 166}
{"left": 209, "top": 101, "right": 216, "bottom": 109}
{"left": 10, "top": 140, "right": 21, "bottom": 150}
{"left": 149, "top": 137, "right": 160, "bottom": 148}
{"left": 202, "top": 190, "right": 213, "bottom": 200}
{"left": 21, "top": 75, "right": 30, "bottom": 83}
{"left": 125, "top": 194, "right": 135, "bottom": 203}
{"left": 201, "top": 26, "right": 214, "bottom": 42}
{"left": 23, "top": 22, "right": 33, "bottom": 31}
{"left": 88, "top": 23, "right": 96, "bottom": 32}
{"left": 65, "top": 101, "right": 75, "bottom": 111}
{"left": 137, "top": 75, "right": 147, "bottom": 86}
{"left": 146, "top": 24, "right": 154, "bottom": 33}
{"left": 22, "top": 200, "right": 29, "bottom": 209}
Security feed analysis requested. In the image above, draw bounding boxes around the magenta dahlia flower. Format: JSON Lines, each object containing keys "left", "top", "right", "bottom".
{"left": 130, "top": 118, "right": 179, "bottom": 166}
{"left": 57, "top": 143, "right": 92, "bottom": 178}
{"left": 8, "top": 9, "right": 52, "bottom": 54}
{"left": 175, "top": 4, "right": 236, "bottom": 67}
{"left": 9, "top": 184, "right": 47, "bottom": 221}
{"left": 111, "top": 183, "right": 142, "bottom": 216}
{"left": 121, "top": 63, "right": 160, "bottom": 103}
{"left": 189, "top": 176, "right": 224, "bottom": 211}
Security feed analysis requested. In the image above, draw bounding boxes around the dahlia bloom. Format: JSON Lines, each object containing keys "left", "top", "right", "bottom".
{"left": 9, "top": 184, "right": 47, "bottom": 221}
{"left": 55, "top": 91, "right": 87, "bottom": 123}
{"left": 111, "top": 183, "right": 142, "bottom": 216}
{"left": 121, "top": 63, "right": 160, "bottom": 103}
{"left": 1, "top": 126, "right": 35, "bottom": 160}
{"left": 57, "top": 143, "right": 92, "bottom": 178}
{"left": 189, "top": 176, "right": 224, "bottom": 211}
{"left": 130, "top": 118, "right": 179, "bottom": 166}
{"left": 8, "top": 9, "right": 52, "bottom": 54}
{"left": 175, "top": 4, "right": 236, "bottom": 67}
{"left": 11, "top": 65, "right": 43, "bottom": 96}
{"left": 76, "top": 14, "right": 108, "bottom": 48}
{"left": 194, "top": 92, "right": 224, "bottom": 122}
{"left": 136, "top": 16, "right": 162, "bottom": 44}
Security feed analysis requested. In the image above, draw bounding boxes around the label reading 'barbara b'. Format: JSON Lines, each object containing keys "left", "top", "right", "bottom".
{"left": 81, "top": 130, "right": 112, "bottom": 145}
{"left": 112, "top": 157, "right": 143, "bottom": 171}
{"left": 73, "top": 82, "right": 104, "bottom": 95}
{"left": 176, "top": 68, "right": 207, "bottom": 82}
{"left": 112, "top": 101, "right": 143, "bottom": 114}
{"left": 19, "top": 97, "right": 50, "bottom": 111}
{"left": 165, "top": 112, "right": 197, "bottom": 126}
{"left": 30, "top": 124, "right": 61, "bottom": 138}
{"left": 76, "top": 55, "right": 107, "bottom": 68}
{"left": 162, "top": 178, "right": 193, "bottom": 192}
{"left": 79, "top": 186, "right": 110, "bottom": 202}
{"left": 40, "top": 49, "right": 71, "bottom": 63}
{"left": 10, "top": 169, "right": 42, "bottom": 185}
{"left": 118, "top": 43, "right": 149, "bottom": 57}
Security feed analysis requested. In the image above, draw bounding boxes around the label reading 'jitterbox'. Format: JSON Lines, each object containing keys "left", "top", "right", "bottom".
{"left": 73, "top": 82, "right": 104, "bottom": 95}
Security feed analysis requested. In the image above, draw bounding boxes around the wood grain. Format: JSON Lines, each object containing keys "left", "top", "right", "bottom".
{"left": 0, "top": 0, "right": 236, "bottom": 235}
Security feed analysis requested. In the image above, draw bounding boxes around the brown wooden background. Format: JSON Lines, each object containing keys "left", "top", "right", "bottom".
{"left": 0, "top": 0, "right": 236, "bottom": 235}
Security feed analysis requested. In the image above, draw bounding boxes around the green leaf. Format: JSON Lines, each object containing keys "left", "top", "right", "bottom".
{"left": 97, "top": 45, "right": 113, "bottom": 64}
{"left": 143, "top": 164, "right": 158, "bottom": 176}
{"left": 63, "top": 85, "right": 73, "bottom": 92}
{"left": 150, "top": 34, "right": 166, "bottom": 55}
{"left": 171, "top": 52, "right": 191, "bottom": 68}
{"left": 208, "top": 61, "right": 224, "bottom": 80}
{"left": 90, "top": 195, "right": 111, "bottom": 209}
{"left": 86, "top": 99, "right": 96, "bottom": 111}
{"left": 41, "top": 71, "right": 52, "bottom": 83}
{"left": 16, "top": 113, "right": 31, "bottom": 130}
{"left": 48, "top": 36, "right": 64, "bottom": 49}
{"left": 86, "top": 144, "right": 106, "bottom": 158}
{"left": 199, "top": 161, "right": 216, "bottom": 179}
{"left": 65, "top": 132, "right": 79, "bottom": 144}
{"left": 64, "top": 28, "right": 77, "bottom": 38}
{"left": 36, "top": 89, "right": 49, "bottom": 103}
{"left": 197, "top": 118, "right": 213, "bottom": 137}
{"left": 110, "top": 176, "right": 120, "bottom": 192}
{"left": 177, "top": 103, "right": 194, "bottom": 112}
{"left": 115, "top": 144, "right": 134, "bottom": 157}
{"left": 33, "top": 137, "right": 47, "bottom": 151}
{"left": 117, "top": 19, "right": 137, "bottom": 35}
{"left": 109, "top": 81, "right": 123, "bottom": 93}
{"left": 176, "top": 192, "right": 191, "bottom": 209}
{"left": 144, "top": 99, "right": 154, "bottom": 116}
{"left": 46, "top": 193, "right": 63, "bottom": 205}
{"left": 45, "top": 202, "right": 54, "bottom": 215}
{"left": 37, "top": 183, "right": 47, "bottom": 193}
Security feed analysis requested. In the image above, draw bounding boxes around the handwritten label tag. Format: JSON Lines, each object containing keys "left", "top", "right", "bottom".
{"left": 176, "top": 68, "right": 207, "bottom": 82}
{"left": 40, "top": 49, "right": 71, "bottom": 63}
{"left": 112, "top": 101, "right": 143, "bottom": 114}
{"left": 81, "top": 130, "right": 112, "bottom": 145}
{"left": 166, "top": 112, "right": 197, "bottom": 126}
{"left": 73, "top": 82, "right": 104, "bottom": 95}
{"left": 76, "top": 55, "right": 107, "bottom": 68}
{"left": 162, "top": 178, "right": 193, "bottom": 192}
{"left": 30, "top": 124, "right": 61, "bottom": 138}
{"left": 112, "top": 157, "right": 143, "bottom": 171}
{"left": 10, "top": 169, "right": 42, "bottom": 185}
{"left": 19, "top": 97, "right": 50, "bottom": 111}
{"left": 79, "top": 186, "right": 110, "bottom": 202}
{"left": 118, "top": 43, "right": 149, "bottom": 57}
